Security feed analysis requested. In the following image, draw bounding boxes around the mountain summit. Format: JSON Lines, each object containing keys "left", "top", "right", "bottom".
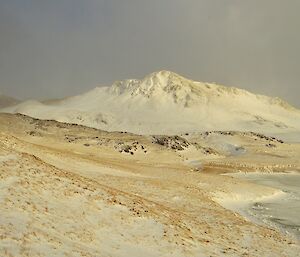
{"left": 109, "top": 70, "right": 203, "bottom": 107}
{"left": 2, "top": 71, "right": 300, "bottom": 136}
{"left": 109, "top": 71, "right": 296, "bottom": 110}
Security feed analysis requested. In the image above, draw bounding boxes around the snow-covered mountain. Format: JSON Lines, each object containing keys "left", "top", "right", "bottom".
{"left": 0, "top": 93, "right": 19, "bottom": 109}
{"left": 2, "top": 71, "right": 300, "bottom": 136}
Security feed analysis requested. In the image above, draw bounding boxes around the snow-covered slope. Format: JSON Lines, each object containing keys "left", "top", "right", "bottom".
{"left": 2, "top": 71, "right": 300, "bottom": 136}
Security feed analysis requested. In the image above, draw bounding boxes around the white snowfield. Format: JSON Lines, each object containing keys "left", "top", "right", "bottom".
{"left": 2, "top": 71, "right": 300, "bottom": 135}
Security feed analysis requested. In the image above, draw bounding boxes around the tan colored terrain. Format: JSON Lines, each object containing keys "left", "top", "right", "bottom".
{"left": 0, "top": 113, "right": 299, "bottom": 256}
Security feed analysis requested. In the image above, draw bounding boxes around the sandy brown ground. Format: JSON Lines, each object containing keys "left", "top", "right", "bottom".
{"left": 0, "top": 113, "right": 299, "bottom": 256}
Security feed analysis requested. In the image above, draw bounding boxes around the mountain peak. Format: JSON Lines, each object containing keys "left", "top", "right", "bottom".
{"left": 143, "top": 70, "right": 190, "bottom": 85}
{"left": 148, "top": 70, "right": 173, "bottom": 77}
{"left": 109, "top": 70, "right": 194, "bottom": 100}
{"left": 145, "top": 70, "right": 184, "bottom": 79}
{"left": 108, "top": 70, "right": 249, "bottom": 107}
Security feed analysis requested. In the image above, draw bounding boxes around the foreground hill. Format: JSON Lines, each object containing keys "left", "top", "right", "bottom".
{"left": 0, "top": 113, "right": 299, "bottom": 256}
{"left": 2, "top": 71, "right": 300, "bottom": 137}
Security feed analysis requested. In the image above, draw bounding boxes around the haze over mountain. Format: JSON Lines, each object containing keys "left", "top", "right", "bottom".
{"left": 0, "top": 93, "right": 19, "bottom": 109}
{"left": 2, "top": 71, "right": 300, "bottom": 136}
{"left": 1, "top": 1, "right": 300, "bottom": 108}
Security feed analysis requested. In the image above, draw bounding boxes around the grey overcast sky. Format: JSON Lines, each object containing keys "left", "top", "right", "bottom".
{"left": 0, "top": 0, "right": 299, "bottom": 107}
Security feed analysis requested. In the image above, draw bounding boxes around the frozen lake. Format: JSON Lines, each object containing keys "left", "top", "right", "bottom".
{"left": 230, "top": 172, "right": 300, "bottom": 239}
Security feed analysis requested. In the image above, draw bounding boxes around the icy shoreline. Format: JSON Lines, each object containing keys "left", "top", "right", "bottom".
{"left": 215, "top": 171, "right": 300, "bottom": 240}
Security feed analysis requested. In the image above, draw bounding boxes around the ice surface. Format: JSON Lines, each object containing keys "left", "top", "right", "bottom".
{"left": 225, "top": 172, "right": 300, "bottom": 239}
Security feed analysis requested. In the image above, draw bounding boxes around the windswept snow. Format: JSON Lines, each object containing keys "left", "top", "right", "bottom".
{"left": 2, "top": 71, "right": 300, "bottom": 136}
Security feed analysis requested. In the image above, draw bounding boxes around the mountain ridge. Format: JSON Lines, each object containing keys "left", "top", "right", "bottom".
{"left": 105, "top": 70, "right": 297, "bottom": 111}
{"left": 1, "top": 70, "right": 300, "bottom": 136}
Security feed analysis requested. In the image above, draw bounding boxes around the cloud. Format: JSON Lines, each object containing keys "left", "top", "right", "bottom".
{"left": 0, "top": 0, "right": 299, "bottom": 107}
